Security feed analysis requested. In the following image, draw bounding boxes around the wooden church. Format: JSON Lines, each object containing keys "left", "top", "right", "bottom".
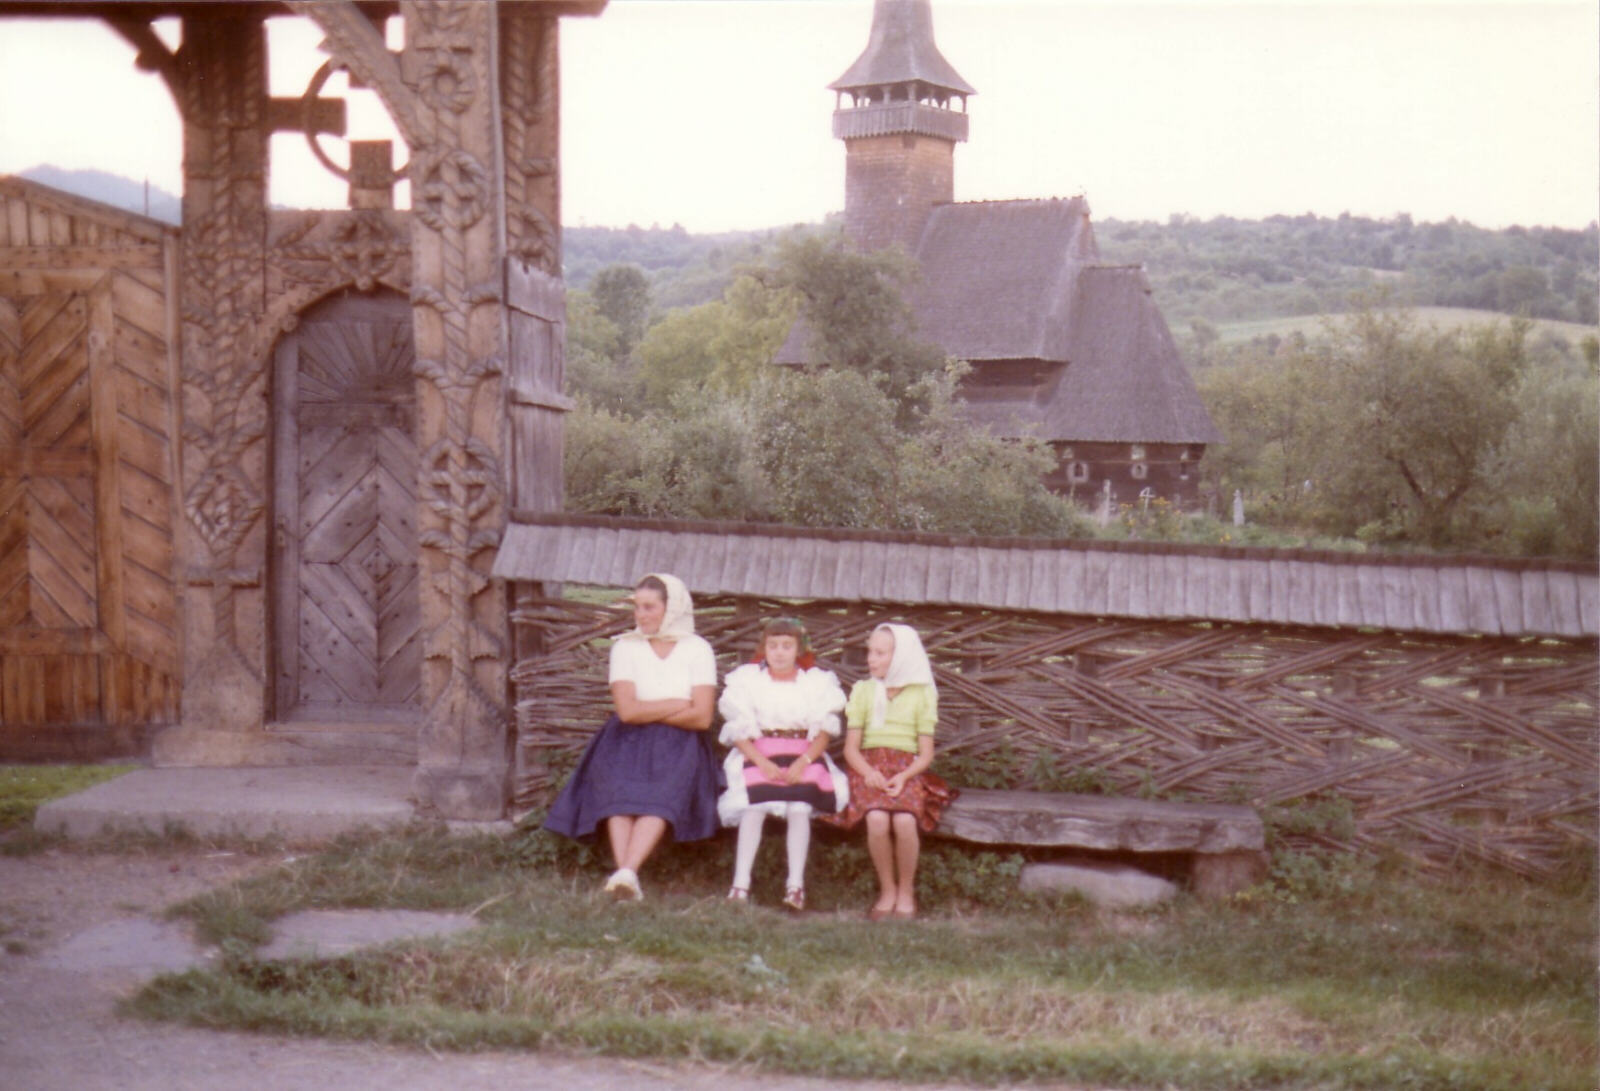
{"left": 778, "top": 0, "right": 1222, "bottom": 507}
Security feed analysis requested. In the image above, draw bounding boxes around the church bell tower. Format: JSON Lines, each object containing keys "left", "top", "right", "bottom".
{"left": 831, "top": 0, "right": 975, "bottom": 252}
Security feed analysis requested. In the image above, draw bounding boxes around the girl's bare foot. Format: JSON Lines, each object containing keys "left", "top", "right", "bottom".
{"left": 893, "top": 894, "right": 917, "bottom": 919}
{"left": 868, "top": 890, "right": 897, "bottom": 920}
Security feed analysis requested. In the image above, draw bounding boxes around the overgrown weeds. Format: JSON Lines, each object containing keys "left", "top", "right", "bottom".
{"left": 133, "top": 822, "right": 1597, "bottom": 1090}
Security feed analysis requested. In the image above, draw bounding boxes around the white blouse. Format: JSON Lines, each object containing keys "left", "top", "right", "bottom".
{"left": 608, "top": 635, "right": 717, "bottom": 702}
{"left": 717, "top": 663, "right": 846, "bottom": 746}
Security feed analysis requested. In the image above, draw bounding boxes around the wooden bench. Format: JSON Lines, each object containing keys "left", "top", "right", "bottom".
{"left": 934, "top": 789, "right": 1267, "bottom": 898}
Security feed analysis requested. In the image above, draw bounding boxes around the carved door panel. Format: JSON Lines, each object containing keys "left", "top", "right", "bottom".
{"left": 273, "top": 293, "right": 419, "bottom": 722}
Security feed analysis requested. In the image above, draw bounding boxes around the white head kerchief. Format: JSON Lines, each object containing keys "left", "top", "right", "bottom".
{"left": 869, "top": 623, "right": 935, "bottom": 732}
{"left": 618, "top": 572, "right": 696, "bottom": 642}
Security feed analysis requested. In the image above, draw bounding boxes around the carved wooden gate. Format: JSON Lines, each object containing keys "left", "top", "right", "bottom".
{"left": 272, "top": 291, "right": 420, "bottom": 724}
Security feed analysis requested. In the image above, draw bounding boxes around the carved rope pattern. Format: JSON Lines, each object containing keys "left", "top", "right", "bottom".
{"left": 404, "top": 0, "right": 506, "bottom": 732}
{"left": 176, "top": 16, "right": 271, "bottom": 676}
{"left": 499, "top": 8, "right": 559, "bottom": 274}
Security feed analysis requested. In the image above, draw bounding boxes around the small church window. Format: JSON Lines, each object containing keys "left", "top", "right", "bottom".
{"left": 1130, "top": 444, "right": 1147, "bottom": 461}
{"left": 1068, "top": 461, "right": 1090, "bottom": 484}
{"left": 1130, "top": 462, "right": 1148, "bottom": 481}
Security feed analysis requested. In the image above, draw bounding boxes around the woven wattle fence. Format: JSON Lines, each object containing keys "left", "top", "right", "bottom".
{"left": 498, "top": 515, "right": 1598, "bottom": 880}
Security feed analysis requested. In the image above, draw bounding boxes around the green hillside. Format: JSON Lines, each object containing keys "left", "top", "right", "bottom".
{"left": 1214, "top": 307, "right": 1596, "bottom": 347}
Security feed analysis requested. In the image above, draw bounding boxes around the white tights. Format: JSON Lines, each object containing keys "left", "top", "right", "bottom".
{"left": 732, "top": 803, "right": 812, "bottom": 890}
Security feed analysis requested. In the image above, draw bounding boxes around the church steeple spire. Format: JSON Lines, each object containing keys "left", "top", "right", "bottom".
{"left": 831, "top": 0, "right": 975, "bottom": 251}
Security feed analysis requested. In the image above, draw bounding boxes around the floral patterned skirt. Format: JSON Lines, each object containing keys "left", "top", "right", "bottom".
{"left": 821, "top": 747, "right": 956, "bottom": 834}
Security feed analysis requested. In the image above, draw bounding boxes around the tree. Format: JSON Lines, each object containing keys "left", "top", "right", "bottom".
{"left": 1319, "top": 309, "right": 1530, "bottom": 545}
{"left": 563, "top": 290, "right": 639, "bottom": 414}
{"left": 760, "top": 233, "right": 946, "bottom": 422}
{"left": 1472, "top": 362, "right": 1599, "bottom": 558}
{"left": 1195, "top": 340, "right": 1331, "bottom": 517}
{"left": 564, "top": 234, "right": 1081, "bottom": 538}
{"left": 589, "top": 263, "right": 650, "bottom": 359}
{"left": 634, "top": 273, "right": 797, "bottom": 407}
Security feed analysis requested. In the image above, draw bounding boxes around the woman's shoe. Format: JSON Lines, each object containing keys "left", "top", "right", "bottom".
{"left": 781, "top": 886, "right": 805, "bottom": 911}
{"left": 604, "top": 868, "right": 642, "bottom": 901}
{"left": 726, "top": 886, "right": 750, "bottom": 903}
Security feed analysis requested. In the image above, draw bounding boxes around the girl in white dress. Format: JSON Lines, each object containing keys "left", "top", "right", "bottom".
{"left": 716, "top": 617, "right": 847, "bottom": 910}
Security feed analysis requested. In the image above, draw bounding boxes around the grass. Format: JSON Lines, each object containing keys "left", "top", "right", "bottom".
{"left": 0, "top": 763, "right": 135, "bottom": 832}
{"left": 130, "top": 822, "right": 1597, "bottom": 1090}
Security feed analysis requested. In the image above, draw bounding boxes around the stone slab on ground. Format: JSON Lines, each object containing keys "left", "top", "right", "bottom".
{"left": 1019, "top": 861, "right": 1179, "bottom": 907}
{"left": 260, "top": 909, "right": 480, "bottom": 960}
{"left": 34, "top": 766, "right": 417, "bottom": 842}
{"left": 39, "top": 918, "right": 208, "bottom": 975}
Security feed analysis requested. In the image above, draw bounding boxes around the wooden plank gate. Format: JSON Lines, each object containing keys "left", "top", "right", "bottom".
{"left": 0, "top": 177, "right": 181, "bottom": 757}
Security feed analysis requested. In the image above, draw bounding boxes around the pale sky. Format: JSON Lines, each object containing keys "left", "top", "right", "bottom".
{"left": 0, "top": 0, "right": 1595, "bottom": 232}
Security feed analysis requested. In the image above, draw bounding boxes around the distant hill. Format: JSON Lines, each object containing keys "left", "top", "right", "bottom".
{"left": 16, "top": 166, "right": 1594, "bottom": 335}
{"left": 16, "top": 165, "right": 181, "bottom": 224}
{"left": 565, "top": 214, "right": 1599, "bottom": 333}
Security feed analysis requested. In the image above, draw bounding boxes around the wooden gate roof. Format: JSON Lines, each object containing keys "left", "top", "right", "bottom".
{"left": 493, "top": 513, "right": 1598, "bottom": 640}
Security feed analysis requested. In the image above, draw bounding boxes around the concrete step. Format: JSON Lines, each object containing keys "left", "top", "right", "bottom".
{"left": 151, "top": 722, "right": 418, "bottom": 767}
{"left": 263, "top": 723, "right": 419, "bottom": 766}
{"left": 34, "top": 766, "right": 417, "bottom": 841}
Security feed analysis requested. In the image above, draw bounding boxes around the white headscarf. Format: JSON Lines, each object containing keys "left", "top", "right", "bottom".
{"left": 617, "top": 572, "right": 696, "bottom": 643}
{"left": 869, "top": 622, "right": 935, "bottom": 731}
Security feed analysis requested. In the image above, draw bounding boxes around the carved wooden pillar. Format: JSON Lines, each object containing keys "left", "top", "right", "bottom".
{"left": 500, "top": 5, "right": 571, "bottom": 806}
{"left": 169, "top": 12, "right": 273, "bottom": 747}
{"left": 399, "top": 0, "right": 516, "bottom": 817}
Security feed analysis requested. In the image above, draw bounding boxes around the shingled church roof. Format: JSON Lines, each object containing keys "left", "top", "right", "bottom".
{"left": 912, "top": 197, "right": 1097, "bottom": 363}
{"left": 829, "top": 0, "right": 976, "bottom": 96}
{"left": 1040, "top": 264, "right": 1223, "bottom": 444}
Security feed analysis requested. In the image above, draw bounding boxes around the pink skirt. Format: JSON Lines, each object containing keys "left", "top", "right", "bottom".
{"left": 717, "top": 736, "right": 848, "bottom": 825}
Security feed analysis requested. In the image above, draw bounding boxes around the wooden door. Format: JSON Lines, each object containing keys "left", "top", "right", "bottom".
{"left": 273, "top": 292, "right": 419, "bottom": 722}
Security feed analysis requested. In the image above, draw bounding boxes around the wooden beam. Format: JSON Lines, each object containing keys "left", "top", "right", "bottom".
{"left": 266, "top": 96, "right": 347, "bottom": 136}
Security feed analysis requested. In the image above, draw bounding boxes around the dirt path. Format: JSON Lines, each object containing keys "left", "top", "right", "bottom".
{"left": 0, "top": 846, "right": 1096, "bottom": 1091}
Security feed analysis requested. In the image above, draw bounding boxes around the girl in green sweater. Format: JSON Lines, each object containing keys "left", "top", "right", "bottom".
{"left": 827, "top": 623, "right": 955, "bottom": 920}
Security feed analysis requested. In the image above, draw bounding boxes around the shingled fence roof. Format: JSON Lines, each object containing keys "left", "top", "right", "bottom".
{"left": 493, "top": 513, "right": 1597, "bottom": 640}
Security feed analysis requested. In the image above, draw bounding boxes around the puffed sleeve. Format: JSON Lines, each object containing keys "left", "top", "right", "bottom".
{"left": 803, "top": 668, "right": 847, "bottom": 738}
{"left": 717, "top": 663, "right": 764, "bottom": 746}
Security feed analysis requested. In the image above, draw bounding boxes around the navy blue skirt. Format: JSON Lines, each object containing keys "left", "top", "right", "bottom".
{"left": 544, "top": 715, "right": 723, "bottom": 844}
